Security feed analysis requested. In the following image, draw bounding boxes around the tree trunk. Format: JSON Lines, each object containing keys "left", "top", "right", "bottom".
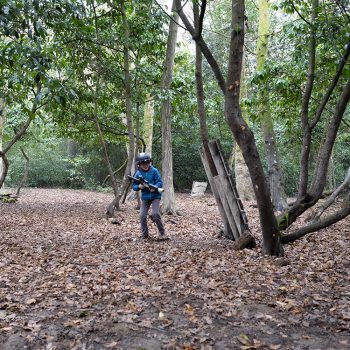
{"left": 94, "top": 104, "right": 120, "bottom": 214}
{"left": 119, "top": 0, "right": 135, "bottom": 201}
{"left": 161, "top": 0, "right": 179, "bottom": 215}
{"left": 224, "top": 0, "right": 280, "bottom": 255}
{"left": 143, "top": 94, "right": 154, "bottom": 156}
{"left": 0, "top": 98, "right": 6, "bottom": 189}
{"left": 284, "top": 77, "right": 350, "bottom": 228}
{"left": 257, "top": 0, "right": 287, "bottom": 211}
{"left": 298, "top": 0, "right": 318, "bottom": 198}
{"left": 326, "top": 152, "right": 336, "bottom": 192}
{"left": 91, "top": 3, "right": 120, "bottom": 217}
{"left": 16, "top": 146, "right": 29, "bottom": 196}
{"left": 234, "top": 55, "right": 255, "bottom": 202}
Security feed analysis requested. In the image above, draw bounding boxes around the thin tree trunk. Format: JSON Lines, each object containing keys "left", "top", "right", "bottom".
{"left": 161, "top": 0, "right": 179, "bottom": 215}
{"left": 310, "top": 166, "right": 350, "bottom": 223}
{"left": 235, "top": 55, "right": 254, "bottom": 201}
{"left": 119, "top": 0, "right": 135, "bottom": 201}
{"left": 143, "top": 94, "right": 154, "bottom": 155}
{"left": 91, "top": 1, "right": 120, "bottom": 217}
{"left": 0, "top": 98, "right": 6, "bottom": 189}
{"left": 298, "top": 0, "right": 318, "bottom": 198}
{"left": 0, "top": 151, "right": 9, "bottom": 189}
{"left": 326, "top": 152, "right": 336, "bottom": 192}
{"left": 16, "top": 146, "right": 29, "bottom": 196}
{"left": 94, "top": 103, "right": 119, "bottom": 198}
{"left": 257, "top": 0, "right": 287, "bottom": 211}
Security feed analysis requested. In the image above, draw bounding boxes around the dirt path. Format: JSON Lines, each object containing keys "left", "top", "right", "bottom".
{"left": 1, "top": 188, "right": 349, "bottom": 349}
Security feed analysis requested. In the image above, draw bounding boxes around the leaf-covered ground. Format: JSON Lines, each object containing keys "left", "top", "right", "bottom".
{"left": 0, "top": 188, "right": 349, "bottom": 350}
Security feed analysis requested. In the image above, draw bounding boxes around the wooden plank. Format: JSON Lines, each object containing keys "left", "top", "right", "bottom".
{"left": 208, "top": 141, "right": 246, "bottom": 236}
{"left": 215, "top": 140, "right": 249, "bottom": 227}
{"left": 199, "top": 148, "right": 234, "bottom": 240}
{"left": 213, "top": 175, "right": 240, "bottom": 240}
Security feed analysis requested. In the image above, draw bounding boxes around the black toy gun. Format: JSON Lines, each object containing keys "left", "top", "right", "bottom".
{"left": 128, "top": 175, "right": 164, "bottom": 193}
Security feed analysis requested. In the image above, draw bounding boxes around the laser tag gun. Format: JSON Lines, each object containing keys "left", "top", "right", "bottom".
{"left": 127, "top": 175, "right": 164, "bottom": 193}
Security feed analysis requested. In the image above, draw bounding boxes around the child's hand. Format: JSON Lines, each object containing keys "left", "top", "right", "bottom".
{"left": 150, "top": 188, "right": 155, "bottom": 192}
{"left": 139, "top": 184, "right": 145, "bottom": 189}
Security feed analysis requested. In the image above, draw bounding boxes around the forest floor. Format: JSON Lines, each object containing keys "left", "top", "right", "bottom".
{"left": 0, "top": 188, "right": 349, "bottom": 350}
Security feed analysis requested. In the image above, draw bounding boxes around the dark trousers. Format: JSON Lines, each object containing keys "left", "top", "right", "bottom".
{"left": 140, "top": 199, "right": 165, "bottom": 237}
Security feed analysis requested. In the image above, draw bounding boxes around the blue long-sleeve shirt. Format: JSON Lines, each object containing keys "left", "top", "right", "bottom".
{"left": 132, "top": 166, "right": 163, "bottom": 201}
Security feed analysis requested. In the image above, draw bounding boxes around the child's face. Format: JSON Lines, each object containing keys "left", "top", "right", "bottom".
{"left": 140, "top": 161, "right": 150, "bottom": 171}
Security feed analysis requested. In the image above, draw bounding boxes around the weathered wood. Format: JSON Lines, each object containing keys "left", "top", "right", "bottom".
{"left": 208, "top": 141, "right": 248, "bottom": 236}
{"left": 232, "top": 231, "right": 256, "bottom": 250}
{"left": 215, "top": 141, "right": 249, "bottom": 227}
{"left": 213, "top": 175, "right": 240, "bottom": 240}
{"left": 200, "top": 148, "right": 234, "bottom": 240}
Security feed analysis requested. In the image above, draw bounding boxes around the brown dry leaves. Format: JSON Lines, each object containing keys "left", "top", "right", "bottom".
{"left": 0, "top": 188, "right": 349, "bottom": 350}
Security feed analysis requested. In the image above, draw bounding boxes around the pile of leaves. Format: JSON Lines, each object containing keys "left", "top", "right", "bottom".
{"left": 0, "top": 188, "right": 349, "bottom": 350}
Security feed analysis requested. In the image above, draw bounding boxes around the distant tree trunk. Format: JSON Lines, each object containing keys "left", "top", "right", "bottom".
{"left": 326, "top": 151, "right": 336, "bottom": 192}
{"left": 93, "top": 92, "right": 120, "bottom": 213}
{"left": 0, "top": 98, "right": 6, "bottom": 189}
{"left": 16, "top": 146, "right": 29, "bottom": 196}
{"left": 67, "top": 138, "right": 79, "bottom": 157}
{"left": 161, "top": 0, "right": 179, "bottom": 215}
{"left": 119, "top": 0, "right": 135, "bottom": 199}
{"left": 235, "top": 55, "right": 255, "bottom": 201}
{"left": 91, "top": 3, "right": 120, "bottom": 217}
{"left": 257, "top": 0, "right": 287, "bottom": 211}
{"left": 143, "top": 94, "right": 154, "bottom": 155}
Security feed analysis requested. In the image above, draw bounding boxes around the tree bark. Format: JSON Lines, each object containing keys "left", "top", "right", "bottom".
{"left": 161, "top": 0, "right": 179, "bottom": 215}
{"left": 256, "top": 0, "right": 287, "bottom": 211}
{"left": 234, "top": 55, "right": 255, "bottom": 202}
{"left": 143, "top": 94, "right": 154, "bottom": 156}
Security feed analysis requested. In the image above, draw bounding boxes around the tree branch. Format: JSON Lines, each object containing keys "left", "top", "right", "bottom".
{"left": 310, "top": 41, "right": 350, "bottom": 129}
{"left": 281, "top": 196, "right": 350, "bottom": 244}
{"left": 174, "top": 0, "right": 226, "bottom": 93}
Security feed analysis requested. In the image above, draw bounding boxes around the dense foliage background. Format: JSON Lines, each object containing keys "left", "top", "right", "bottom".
{"left": 1, "top": 0, "right": 349, "bottom": 196}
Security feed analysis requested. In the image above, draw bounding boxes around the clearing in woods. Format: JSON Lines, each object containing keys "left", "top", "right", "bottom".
{"left": 0, "top": 188, "right": 349, "bottom": 349}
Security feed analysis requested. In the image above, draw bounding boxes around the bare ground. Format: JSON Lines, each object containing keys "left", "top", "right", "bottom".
{"left": 0, "top": 188, "right": 349, "bottom": 350}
